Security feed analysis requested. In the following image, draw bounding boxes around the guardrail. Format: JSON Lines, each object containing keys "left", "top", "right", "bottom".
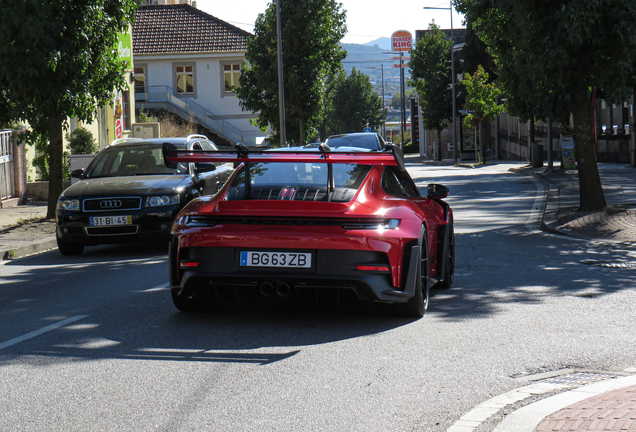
{"left": 135, "top": 86, "right": 258, "bottom": 145}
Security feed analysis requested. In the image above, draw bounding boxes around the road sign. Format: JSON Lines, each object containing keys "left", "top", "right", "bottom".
{"left": 392, "top": 64, "right": 409, "bottom": 68}
{"left": 392, "top": 56, "right": 410, "bottom": 61}
{"left": 391, "top": 30, "right": 412, "bottom": 52}
{"left": 363, "top": 127, "right": 371, "bottom": 133}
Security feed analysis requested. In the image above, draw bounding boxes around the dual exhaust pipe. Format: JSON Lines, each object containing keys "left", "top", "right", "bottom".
{"left": 259, "top": 281, "right": 292, "bottom": 297}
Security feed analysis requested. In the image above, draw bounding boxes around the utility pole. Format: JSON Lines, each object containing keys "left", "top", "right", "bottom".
{"left": 276, "top": 0, "right": 287, "bottom": 146}
{"left": 400, "top": 51, "right": 406, "bottom": 149}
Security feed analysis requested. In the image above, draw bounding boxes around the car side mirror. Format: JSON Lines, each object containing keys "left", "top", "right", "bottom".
{"left": 427, "top": 184, "right": 449, "bottom": 199}
{"left": 162, "top": 142, "right": 178, "bottom": 169}
{"left": 195, "top": 162, "right": 216, "bottom": 173}
{"left": 71, "top": 168, "right": 85, "bottom": 179}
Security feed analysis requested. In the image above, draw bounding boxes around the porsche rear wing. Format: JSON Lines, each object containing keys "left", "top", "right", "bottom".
{"left": 162, "top": 143, "right": 407, "bottom": 171}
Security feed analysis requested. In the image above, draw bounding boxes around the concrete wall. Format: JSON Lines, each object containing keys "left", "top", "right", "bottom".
{"left": 27, "top": 181, "right": 72, "bottom": 201}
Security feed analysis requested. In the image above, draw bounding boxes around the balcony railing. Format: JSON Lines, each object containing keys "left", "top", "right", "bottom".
{"left": 135, "top": 85, "right": 257, "bottom": 145}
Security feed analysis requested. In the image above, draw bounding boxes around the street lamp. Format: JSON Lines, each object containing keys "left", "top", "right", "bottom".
{"left": 367, "top": 65, "right": 386, "bottom": 139}
{"left": 423, "top": 2, "right": 457, "bottom": 162}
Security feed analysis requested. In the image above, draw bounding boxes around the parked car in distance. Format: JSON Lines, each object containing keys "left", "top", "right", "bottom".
{"left": 56, "top": 135, "right": 233, "bottom": 255}
{"left": 324, "top": 132, "right": 388, "bottom": 151}
{"left": 165, "top": 144, "right": 454, "bottom": 317}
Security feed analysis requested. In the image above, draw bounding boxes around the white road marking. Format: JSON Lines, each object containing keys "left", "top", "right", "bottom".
{"left": 140, "top": 282, "right": 170, "bottom": 292}
{"left": 0, "top": 315, "right": 88, "bottom": 350}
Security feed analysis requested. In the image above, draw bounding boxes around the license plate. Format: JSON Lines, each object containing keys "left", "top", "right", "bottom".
{"left": 90, "top": 216, "right": 132, "bottom": 226}
{"left": 240, "top": 251, "right": 311, "bottom": 268}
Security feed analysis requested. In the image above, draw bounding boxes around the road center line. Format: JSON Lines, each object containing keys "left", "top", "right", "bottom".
{"left": 0, "top": 315, "right": 88, "bottom": 350}
{"left": 526, "top": 177, "right": 546, "bottom": 233}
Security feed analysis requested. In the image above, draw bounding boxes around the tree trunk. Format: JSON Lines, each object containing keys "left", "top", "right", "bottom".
{"left": 479, "top": 121, "right": 485, "bottom": 164}
{"left": 299, "top": 118, "right": 305, "bottom": 146}
{"left": 572, "top": 85, "right": 606, "bottom": 211}
{"left": 437, "top": 129, "right": 442, "bottom": 161}
{"left": 529, "top": 120, "right": 535, "bottom": 145}
{"left": 47, "top": 114, "right": 65, "bottom": 219}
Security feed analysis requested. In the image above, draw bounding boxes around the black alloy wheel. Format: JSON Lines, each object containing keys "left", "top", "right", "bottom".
{"left": 397, "top": 225, "right": 429, "bottom": 318}
{"left": 435, "top": 217, "right": 455, "bottom": 289}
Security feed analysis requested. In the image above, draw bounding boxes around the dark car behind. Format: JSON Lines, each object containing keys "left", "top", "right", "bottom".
{"left": 324, "top": 132, "right": 388, "bottom": 151}
{"left": 56, "top": 135, "right": 233, "bottom": 255}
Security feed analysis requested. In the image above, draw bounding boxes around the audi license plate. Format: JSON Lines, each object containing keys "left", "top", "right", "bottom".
{"left": 240, "top": 251, "right": 311, "bottom": 268}
{"left": 90, "top": 216, "right": 132, "bottom": 226}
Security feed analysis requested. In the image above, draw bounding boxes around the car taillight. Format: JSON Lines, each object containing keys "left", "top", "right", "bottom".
{"left": 180, "top": 261, "right": 200, "bottom": 268}
{"left": 342, "top": 219, "right": 400, "bottom": 231}
{"left": 185, "top": 216, "right": 218, "bottom": 227}
{"left": 356, "top": 265, "right": 390, "bottom": 272}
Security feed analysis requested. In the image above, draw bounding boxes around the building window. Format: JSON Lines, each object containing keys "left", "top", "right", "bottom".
{"left": 134, "top": 66, "right": 146, "bottom": 97}
{"left": 223, "top": 62, "right": 241, "bottom": 94}
{"left": 175, "top": 64, "right": 194, "bottom": 94}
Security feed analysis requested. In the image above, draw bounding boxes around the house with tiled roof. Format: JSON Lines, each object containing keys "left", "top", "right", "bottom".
{"left": 132, "top": 4, "right": 262, "bottom": 145}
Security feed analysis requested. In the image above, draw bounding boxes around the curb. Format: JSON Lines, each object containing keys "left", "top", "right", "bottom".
{"left": 1, "top": 237, "right": 57, "bottom": 260}
{"left": 447, "top": 370, "right": 636, "bottom": 432}
{"left": 493, "top": 373, "right": 636, "bottom": 432}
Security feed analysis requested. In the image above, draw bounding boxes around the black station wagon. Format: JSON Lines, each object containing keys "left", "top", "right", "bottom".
{"left": 56, "top": 135, "right": 233, "bottom": 255}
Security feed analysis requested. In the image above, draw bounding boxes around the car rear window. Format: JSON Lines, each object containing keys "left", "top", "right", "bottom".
{"left": 325, "top": 134, "right": 380, "bottom": 150}
{"left": 85, "top": 144, "right": 188, "bottom": 178}
{"left": 226, "top": 162, "right": 371, "bottom": 202}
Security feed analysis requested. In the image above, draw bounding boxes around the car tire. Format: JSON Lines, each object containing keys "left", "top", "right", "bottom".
{"left": 396, "top": 225, "right": 429, "bottom": 318}
{"left": 435, "top": 217, "right": 455, "bottom": 289}
{"left": 171, "top": 288, "right": 206, "bottom": 313}
{"left": 56, "top": 235, "right": 84, "bottom": 256}
{"left": 169, "top": 238, "right": 222, "bottom": 313}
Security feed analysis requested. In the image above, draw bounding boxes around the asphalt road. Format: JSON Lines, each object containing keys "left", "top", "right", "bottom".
{"left": 1, "top": 162, "right": 635, "bottom": 432}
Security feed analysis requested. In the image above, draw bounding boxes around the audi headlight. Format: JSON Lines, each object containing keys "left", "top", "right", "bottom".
{"left": 57, "top": 199, "right": 80, "bottom": 211}
{"left": 146, "top": 195, "right": 180, "bottom": 207}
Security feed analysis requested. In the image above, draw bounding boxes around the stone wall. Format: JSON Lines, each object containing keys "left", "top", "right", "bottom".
{"left": 27, "top": 181, "right": 71, "bottom": 201}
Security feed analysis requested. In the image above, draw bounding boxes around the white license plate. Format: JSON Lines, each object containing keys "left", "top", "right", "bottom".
{"left": 90, "top": 216, "right": 132, "bottom": 226}
{"left": 240, "top": 251, "right": 312, "bottom": 268}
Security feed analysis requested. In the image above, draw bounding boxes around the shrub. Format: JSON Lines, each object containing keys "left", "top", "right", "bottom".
{"left": 67, "top": 127, "right": 98, "bottom": 154}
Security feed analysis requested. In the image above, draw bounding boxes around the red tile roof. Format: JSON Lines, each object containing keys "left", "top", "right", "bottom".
{"left": 132, "top": 5, "right": 251, "bottom": 55}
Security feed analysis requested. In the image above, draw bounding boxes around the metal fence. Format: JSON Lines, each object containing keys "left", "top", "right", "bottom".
{"left": 136, "top": 85, "right": 258, "bottom": 145}
{"left": 0, "top": 130, "right": 15, "bottom": 201}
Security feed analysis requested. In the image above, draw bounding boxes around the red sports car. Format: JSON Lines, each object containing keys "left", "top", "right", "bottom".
{"left": 164, "top": 143, "right": 454, "bottom": 317}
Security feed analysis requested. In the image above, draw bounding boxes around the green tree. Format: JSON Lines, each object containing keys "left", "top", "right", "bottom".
{"left": 408, "top": 23, "right": 455, "bottom": 161}
{"left": 325, "top": 68, "right": 384, "bottom": 135}
{"left": 455, "top": 0, "right": 636, "bottom": 211}
{"left": 462, "top": 65, "right": 505, "bottom": 163}
{"left": 236, "top": 0, "right": 347, "bottom": 146}
{"left": 318, "top": 72, "right": 342, "bottom": 139}
{"left": 0, "top": 0, "right": 140, "bottom": 218}
{"left": 389, "top": 88, "right": 417, "bottom": 110}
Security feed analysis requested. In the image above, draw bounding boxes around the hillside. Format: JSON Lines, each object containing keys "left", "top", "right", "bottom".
{"left": 341, "top": 43, "right": 405, "bottom": 82}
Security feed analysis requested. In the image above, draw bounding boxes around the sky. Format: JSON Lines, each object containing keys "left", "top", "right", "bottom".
{"left": 196, "top": 0, "right": 465, "bottom": 45}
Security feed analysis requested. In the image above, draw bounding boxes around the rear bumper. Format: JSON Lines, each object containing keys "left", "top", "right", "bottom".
{"left": 172, "top": 247, "right": 416, "bottom": 303}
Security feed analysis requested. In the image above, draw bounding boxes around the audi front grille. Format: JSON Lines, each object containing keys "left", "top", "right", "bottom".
{"left": 83, "top": 197, "right": 143, "bottom": 212}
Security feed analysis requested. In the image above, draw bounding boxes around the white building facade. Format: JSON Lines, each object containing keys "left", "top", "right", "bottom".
{"left": 132, "top": 5, "right": 263, "bottom": 145}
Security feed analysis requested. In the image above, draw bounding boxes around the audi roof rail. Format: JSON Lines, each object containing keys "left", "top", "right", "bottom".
{"left": 109, "top": 137, "right": 143, "bottom": 146}
{"left": 186, "top": 134, "right": 209, "bottom": 142}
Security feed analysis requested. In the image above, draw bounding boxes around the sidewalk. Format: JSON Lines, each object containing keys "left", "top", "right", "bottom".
{"left": 0, "top": 199, "right": 55, "bottom": 260}
{"left": 1, "top": 160, "right": 636, "bottom": 432}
